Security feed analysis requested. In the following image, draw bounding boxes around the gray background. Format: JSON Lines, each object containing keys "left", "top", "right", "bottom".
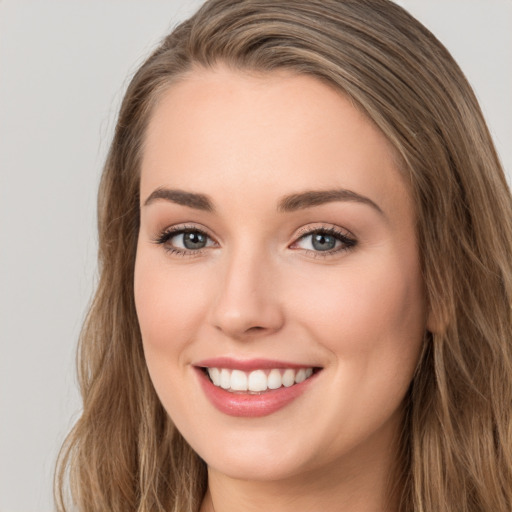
{"left": 0, "top": 1, "right": 510, "bottom": 511}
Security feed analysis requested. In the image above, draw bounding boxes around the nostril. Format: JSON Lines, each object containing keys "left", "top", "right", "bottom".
{"left": 247, "top": 326, "right": 265, "bottom": 332}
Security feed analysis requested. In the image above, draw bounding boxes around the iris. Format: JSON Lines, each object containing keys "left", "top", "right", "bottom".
{"left": 311, "top": 233, "right": 337, "bottom": 251}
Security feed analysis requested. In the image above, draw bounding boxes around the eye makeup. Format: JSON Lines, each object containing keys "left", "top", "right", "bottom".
{"left": 151, "top": 222, "right": 357, "bottom": 259}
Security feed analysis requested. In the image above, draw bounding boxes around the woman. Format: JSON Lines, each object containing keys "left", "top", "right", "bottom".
{"left": 55, "top": 1, "right": 512, "bottom": 511}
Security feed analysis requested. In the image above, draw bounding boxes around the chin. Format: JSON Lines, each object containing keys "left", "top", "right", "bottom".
{"left": 204, "top": 449, "right": 313, "bottom": 483}
{"left": 181, "top": 423, "right": 317, "bottom": 482}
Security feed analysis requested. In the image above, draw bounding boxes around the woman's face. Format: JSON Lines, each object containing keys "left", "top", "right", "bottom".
{"left": 135, "top": 67, "right": 429, "bottom": 483}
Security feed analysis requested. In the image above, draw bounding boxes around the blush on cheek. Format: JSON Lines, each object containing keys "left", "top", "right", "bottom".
{"left": 134, "top": 255, "right": 213, "bottom": 356}
{"left": 292, "top": 258, "right": 424, "bottom": 360}
{"left": 134, "top": 261, "right": 173, "bottom": 353}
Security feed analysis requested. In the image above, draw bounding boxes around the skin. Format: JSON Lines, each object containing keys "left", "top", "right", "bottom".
{"left": 135, "top": 66, "right": 433, "bottom": 511}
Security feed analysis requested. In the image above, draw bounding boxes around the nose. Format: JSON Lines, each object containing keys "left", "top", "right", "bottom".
{"left": 209, "top": 247, "right": 285, "bottom": 340}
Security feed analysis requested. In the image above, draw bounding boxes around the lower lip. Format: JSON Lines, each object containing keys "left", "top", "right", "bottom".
{"left": 195, "top": 368, "right": 318, "bottom": 417}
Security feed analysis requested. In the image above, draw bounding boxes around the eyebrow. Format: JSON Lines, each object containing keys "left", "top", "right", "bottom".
{"left": 143, "top": 187, "right": 214, "bottom": 212}
{"left": 278, "top": 189, "right": 384, "bottom": 215}
{"left": 143, "top": 186, "right": 383, "bottom": 216}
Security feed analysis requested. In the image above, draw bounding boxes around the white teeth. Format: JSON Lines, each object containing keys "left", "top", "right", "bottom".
{"left": 248, "top": 370, "right": 267, "bottom": 392}
{"left": 208, "top": 367, "right": 220, "bottom": 386}
{"left": 206, "top": 366, "right": 316, "bottom": 392}
{"left": 220, "top": 369, "right": 231, "bottom": 389}
{"left": 230, "top": 369, "right": 248, "bottom": 391}
{"left": 295, "top": 368, "right": 306, "bottom": 383}
{"left": 282, "top": 369, "right": 295, "bottom": 387}
{"left": 267, "top": 369, "right": 282, "bottom": 389}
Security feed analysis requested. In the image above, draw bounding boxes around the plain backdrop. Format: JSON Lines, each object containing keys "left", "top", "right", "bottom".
{"left": 0, "top": 1, "right": 510, "bottom": 511}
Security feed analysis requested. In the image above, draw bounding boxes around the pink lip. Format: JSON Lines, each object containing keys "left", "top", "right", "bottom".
{"left": 194, "top": 357, "right": 312, "bottom": 372}
{"left": 193, "top": 359, "right": 321, "bottom": 418}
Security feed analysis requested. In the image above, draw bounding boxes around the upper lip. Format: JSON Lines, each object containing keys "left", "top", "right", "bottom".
{"left": 194, "top": 357, "right": 321, "bottom": 372}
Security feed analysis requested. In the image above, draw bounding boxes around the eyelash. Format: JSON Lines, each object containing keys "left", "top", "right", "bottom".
{"left": 152, "top": 224, "right": 357, "bottom": 258}
{"left": 152, "top": 225, "right": 214, "bottom": 257}
{"left": 293, "top": 226, "right": 357, "bottom": 257}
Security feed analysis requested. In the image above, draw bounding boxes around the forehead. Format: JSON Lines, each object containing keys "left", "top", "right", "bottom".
{"left": 140, "top": 66, "right": 412, "bottom": 219}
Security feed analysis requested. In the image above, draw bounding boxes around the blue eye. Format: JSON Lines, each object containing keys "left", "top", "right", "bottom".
{"left": 174, "top": 231, "right": 209, "bottom": 250}
{"left": 294, "top": 228, "right": 356, "bottom": 254}
{"left": 310, "top": 233, "right": 338, "bottom": 251}
{"left": 154, "top": 227, "right": 216, "bottom": 254}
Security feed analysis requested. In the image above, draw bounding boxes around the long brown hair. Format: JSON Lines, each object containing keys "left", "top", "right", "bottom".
{"left": 55, "top": 1, "right": 512, "bottom": 510}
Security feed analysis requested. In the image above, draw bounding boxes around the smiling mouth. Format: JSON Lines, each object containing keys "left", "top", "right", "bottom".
{"left": 201, "top": 367, "right": 319, "bottom": 393}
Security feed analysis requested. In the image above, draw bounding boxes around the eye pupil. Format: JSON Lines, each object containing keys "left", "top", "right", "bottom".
{"left": 312, "top": 233, "right": 336, "bottom": 251}
{"left": 183, "top": 231, "right": 207, "bottom": 249}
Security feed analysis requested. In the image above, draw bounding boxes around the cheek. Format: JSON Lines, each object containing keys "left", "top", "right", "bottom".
{"left": 285, "top": 251, "right": 426, "bottom": 446}
{"left": 133, "top": 248, "right": 210, "bottom": 422}
{"left": 134, "top": 256, "right": 220, "bottom": 442}
{"left": 290, "top": 249, "right": 426, "bottom": 363}
{"left": 134, "top": 251, "right": 210, "bottom": 354}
